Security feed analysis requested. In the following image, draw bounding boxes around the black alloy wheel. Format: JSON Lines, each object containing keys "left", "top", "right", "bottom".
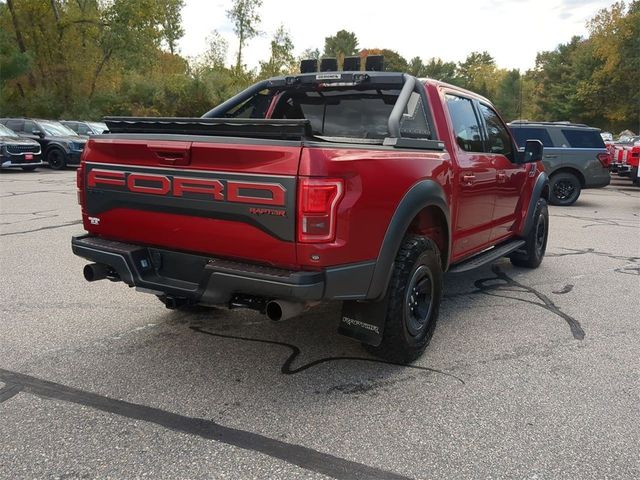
{"left": 550, "top": 172, "right": 581, "bottom": 206}
{"left": 47, "top": 149, "right": 67, "bottom": 170}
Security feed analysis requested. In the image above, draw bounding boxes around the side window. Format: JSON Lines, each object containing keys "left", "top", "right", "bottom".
{"left": 478, "top": 103, "right": 513, "bottom": 159}
{"left": 510, "top": 127, "right": 553, "bottom": 147}
{"left": 78, "top": 124, "right": 91, "bottom": 135}
{"left": 225, "top": 91, "right": 272, "bottom": 119}
{"left": 445, "top": 94, "right": 483, "bottom": 152}
{"left": 6, "top": 119, "right": 23, "bottom": 132}
{"left": 23, "top": 120, "right": 36, "bottom": 133}
{"left": 561, "top": 129, "right": 606, "bottom": 148}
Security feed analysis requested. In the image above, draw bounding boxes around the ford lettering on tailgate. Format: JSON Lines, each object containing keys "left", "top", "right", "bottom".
{"left": 84, "top": 163, "right": 296, "bottom": 241}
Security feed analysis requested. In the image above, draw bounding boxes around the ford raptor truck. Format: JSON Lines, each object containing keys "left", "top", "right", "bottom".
{"left": 72, "top": 69, "right": 549, "bottom": 363}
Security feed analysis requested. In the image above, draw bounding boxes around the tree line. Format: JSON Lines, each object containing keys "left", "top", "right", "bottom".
{"left": 1, "top": 0, "right": 638, "bottom": 133}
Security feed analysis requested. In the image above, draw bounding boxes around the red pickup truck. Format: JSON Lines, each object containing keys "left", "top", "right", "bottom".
{"left": 72, "top": 70, "right": 548, "bottom": 363}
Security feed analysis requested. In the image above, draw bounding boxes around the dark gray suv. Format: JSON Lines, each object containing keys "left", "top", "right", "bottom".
{"left": 509, "top": 121, "right": 610, "bottom": 205}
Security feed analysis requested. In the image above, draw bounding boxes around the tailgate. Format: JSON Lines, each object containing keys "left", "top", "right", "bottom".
{"left": 80, "top": 135, "right": 302, "bottom": 267}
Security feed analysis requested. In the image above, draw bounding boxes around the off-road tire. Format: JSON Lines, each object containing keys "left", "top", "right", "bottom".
{"left": 365, "top": 236, "right": 443, "bottom": 364}
{"left": 510, "top": 198, "right": 549, "bottom": 268}
{"left": 46, "top": 148, "right": 67, "bottom": 170}
{"left": 549, "top": 172, "right": 581, "bottom": 206}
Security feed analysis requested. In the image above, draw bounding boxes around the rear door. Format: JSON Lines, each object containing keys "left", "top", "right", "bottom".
{"left": 444, "top": 93, "right": 496, "bottom": 258}
{"left": 558, "top": 128, "right": 609, "bottom": 186}
{"left": 82, "top": 137, "right": 302, "bottom": 267}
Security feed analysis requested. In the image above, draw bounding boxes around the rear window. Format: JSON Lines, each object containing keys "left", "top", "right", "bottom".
{"left": 561, "top": 129, "right": 605, "bottom": 148}
{"left": 510, "top": 127, "right": 553, "bottom": 147}
{"left": 272, "top": 89, "right": 402, "bottom": 140}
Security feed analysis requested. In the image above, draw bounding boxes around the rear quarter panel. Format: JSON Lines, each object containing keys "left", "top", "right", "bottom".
{"left": 297, "top": 145, "right": 453, "bottom": 267}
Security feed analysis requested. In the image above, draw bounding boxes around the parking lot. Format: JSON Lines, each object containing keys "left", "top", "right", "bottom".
{"left": 1, "top": 169, "right": 638, "bottom": 479}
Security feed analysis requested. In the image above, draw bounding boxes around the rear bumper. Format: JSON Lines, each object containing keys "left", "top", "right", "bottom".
{"left": 71, "top": 235, "right": 375, "bottom": 304}
{"left": 584, "top": 174, "right": 610, "bottom": 189}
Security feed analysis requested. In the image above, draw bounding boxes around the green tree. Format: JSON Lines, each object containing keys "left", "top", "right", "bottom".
{"left": 422, "top": 58, "right": 459, "bottom": 84}
{"left": 226, "top": 0, "right": 262, "bottom": 71}
{"left": 300, "top": 47, "right": 320, "bottom": 60}
{"left": 378, "top": 49, "right": 408, "bottom": 72}
{"left": 201, "top": 30, "right": 228, "bottom": 69}
{"left": 586, "top": 1, "right": 640, "bottom": 131}
{"left": 324, "top": 29, "right": 358, "bottom": 67}
{"left": 259, "top": 25, "right": 295, "bottom": 78}
{"left": 457, "top": 51, "right": 497, "bottom": 96}
{"left": 408, "top": 56, "right": 425, "bottom": 76}
{"left": 159, "top": 0, "right": 185, "bottom": 54}
{"left": 494, "top": 69, "right": 522, "bottom": 121}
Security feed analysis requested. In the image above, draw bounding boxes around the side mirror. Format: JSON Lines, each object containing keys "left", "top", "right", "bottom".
{"left": 519, "top": 139, "right": 543, "bottom": 163}
{"left": 32, "top": 129, "right": 44, "bottom": 138}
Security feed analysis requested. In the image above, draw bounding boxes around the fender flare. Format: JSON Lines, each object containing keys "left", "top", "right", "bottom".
{"left": 45, "top": 142, "right": 70, "bottom": 156}
{"left": 366, "top": 179, "right": 451, "bottom": 300}
{"left": 521, "top": 172, "right": 549, "bottom": 237}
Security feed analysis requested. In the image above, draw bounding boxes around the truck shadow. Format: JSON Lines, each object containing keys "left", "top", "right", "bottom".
{"left": 133, "top": 258, "right": 586, "bottom": 396}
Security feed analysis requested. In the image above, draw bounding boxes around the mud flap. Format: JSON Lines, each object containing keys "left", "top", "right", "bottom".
{"left": 338, "top": 299, "right": 388, "bottom": 346}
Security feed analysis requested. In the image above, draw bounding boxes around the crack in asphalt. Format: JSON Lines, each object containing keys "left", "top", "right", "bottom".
{"left": 0, "top": 220, "right": 82, "bottom": 237}
{"left": 445, "top": 264, "right": 585, "bottom": 340}
{"left": 546, "top": 247, "right": 640, "bottom": 264}
{"left": 473, "top": 265, "right": 585, "bottom": 340}
{"left": 550, "top": 213, "right": 639, "bottom": 229}
{"left": 0, "top": 368, "right": 413, "bottom": 480}
{"left": 0, "top": 189, "right": 75, "bottom": 198}
{"left": 190, "top": 326, "right": 465, "bottom": 384}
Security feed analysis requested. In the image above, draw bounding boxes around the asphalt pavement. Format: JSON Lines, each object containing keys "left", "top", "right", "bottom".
{"left": 1, "top": 169, "right": 639, "bottom": 479}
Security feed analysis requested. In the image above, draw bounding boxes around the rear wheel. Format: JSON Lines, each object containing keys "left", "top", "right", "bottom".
{"left": 549, "top": 172, "right": 581, "bottom": 206}
{"left": 364, "top": 236, "right": 442, "bottom": 364}
{"left": 510, "top": 198, "right": 549, "bottom": 268}
{"left": 46, "top": 148, "right": 67, "bottom": 170}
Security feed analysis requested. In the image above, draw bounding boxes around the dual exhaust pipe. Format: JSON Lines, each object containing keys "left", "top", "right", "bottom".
{"left": 83, "top": 263, "right": 312, "bottom": 322}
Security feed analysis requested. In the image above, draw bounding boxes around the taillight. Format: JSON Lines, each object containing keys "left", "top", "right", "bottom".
{"left": 76, "top": 163, "right": 84, "bottom": 205}
{"left": 297, "top": 178, "right": 344, "bottom": 243}
{"left": 597, "top": 153, "right": 611, "bottom": 168}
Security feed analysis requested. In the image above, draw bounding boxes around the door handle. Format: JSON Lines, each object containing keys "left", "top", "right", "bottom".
{"left": 544, "top": 154, "right": 558, "bottom": 159}
{"left": 462, "top": 174, "right": 476, "bottom": 185}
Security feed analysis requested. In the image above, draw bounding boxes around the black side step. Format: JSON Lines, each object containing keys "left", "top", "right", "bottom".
{"left": 448, "top": 239, "right": 526, "bottom": 274}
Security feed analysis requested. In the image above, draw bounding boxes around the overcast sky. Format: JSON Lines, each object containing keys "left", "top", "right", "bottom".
{"left": 178, "top": 0, "right": 615, "bottom": 72}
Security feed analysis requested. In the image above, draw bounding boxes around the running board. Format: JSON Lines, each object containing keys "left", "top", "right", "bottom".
{"left": 448, "top": 240, "right": 526, "bottom": 273}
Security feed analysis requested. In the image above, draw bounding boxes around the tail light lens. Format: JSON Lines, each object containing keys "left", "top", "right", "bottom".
{"left": 597, "top": 153, "right": 611, "bottom": 168}
{"left": 297, "top": 178, "right": 344, "bottom": 243}
{"left": 76, "top": 163, "right": 84, "bottom": 205}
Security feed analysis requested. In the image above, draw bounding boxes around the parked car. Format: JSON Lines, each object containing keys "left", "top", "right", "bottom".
{"left": 0, "top": 118, "right": 87, "bottom": 170}
{"left": 600, "top": 131, "right": 613, "bottom": 142}
{"left": 509, "top": 121, "right": 610, "bottom": 205}
{"left": 0, "top": 123, "right": 43, "bottom": 171}
{"left": 72, "top": 69, "right": 548, "bottom": 363}
{"left": 61, "top": 120, "right": 109, "bottom": 136}
{"left": 617, "top": 137, "right": 640, "bottom": 185}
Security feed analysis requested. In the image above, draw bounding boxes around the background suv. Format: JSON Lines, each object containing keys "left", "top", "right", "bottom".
{"left": 61, "top": 121, "right": 109, "bottom": 136}
{"left": 0, "top": 123, "right": 43, "bottom": 171}
{"left": 509, "top": 121, "right": 610, "bottom": 205}
{"left": 0, "top": 118, "right": 87, "bottom": 170}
